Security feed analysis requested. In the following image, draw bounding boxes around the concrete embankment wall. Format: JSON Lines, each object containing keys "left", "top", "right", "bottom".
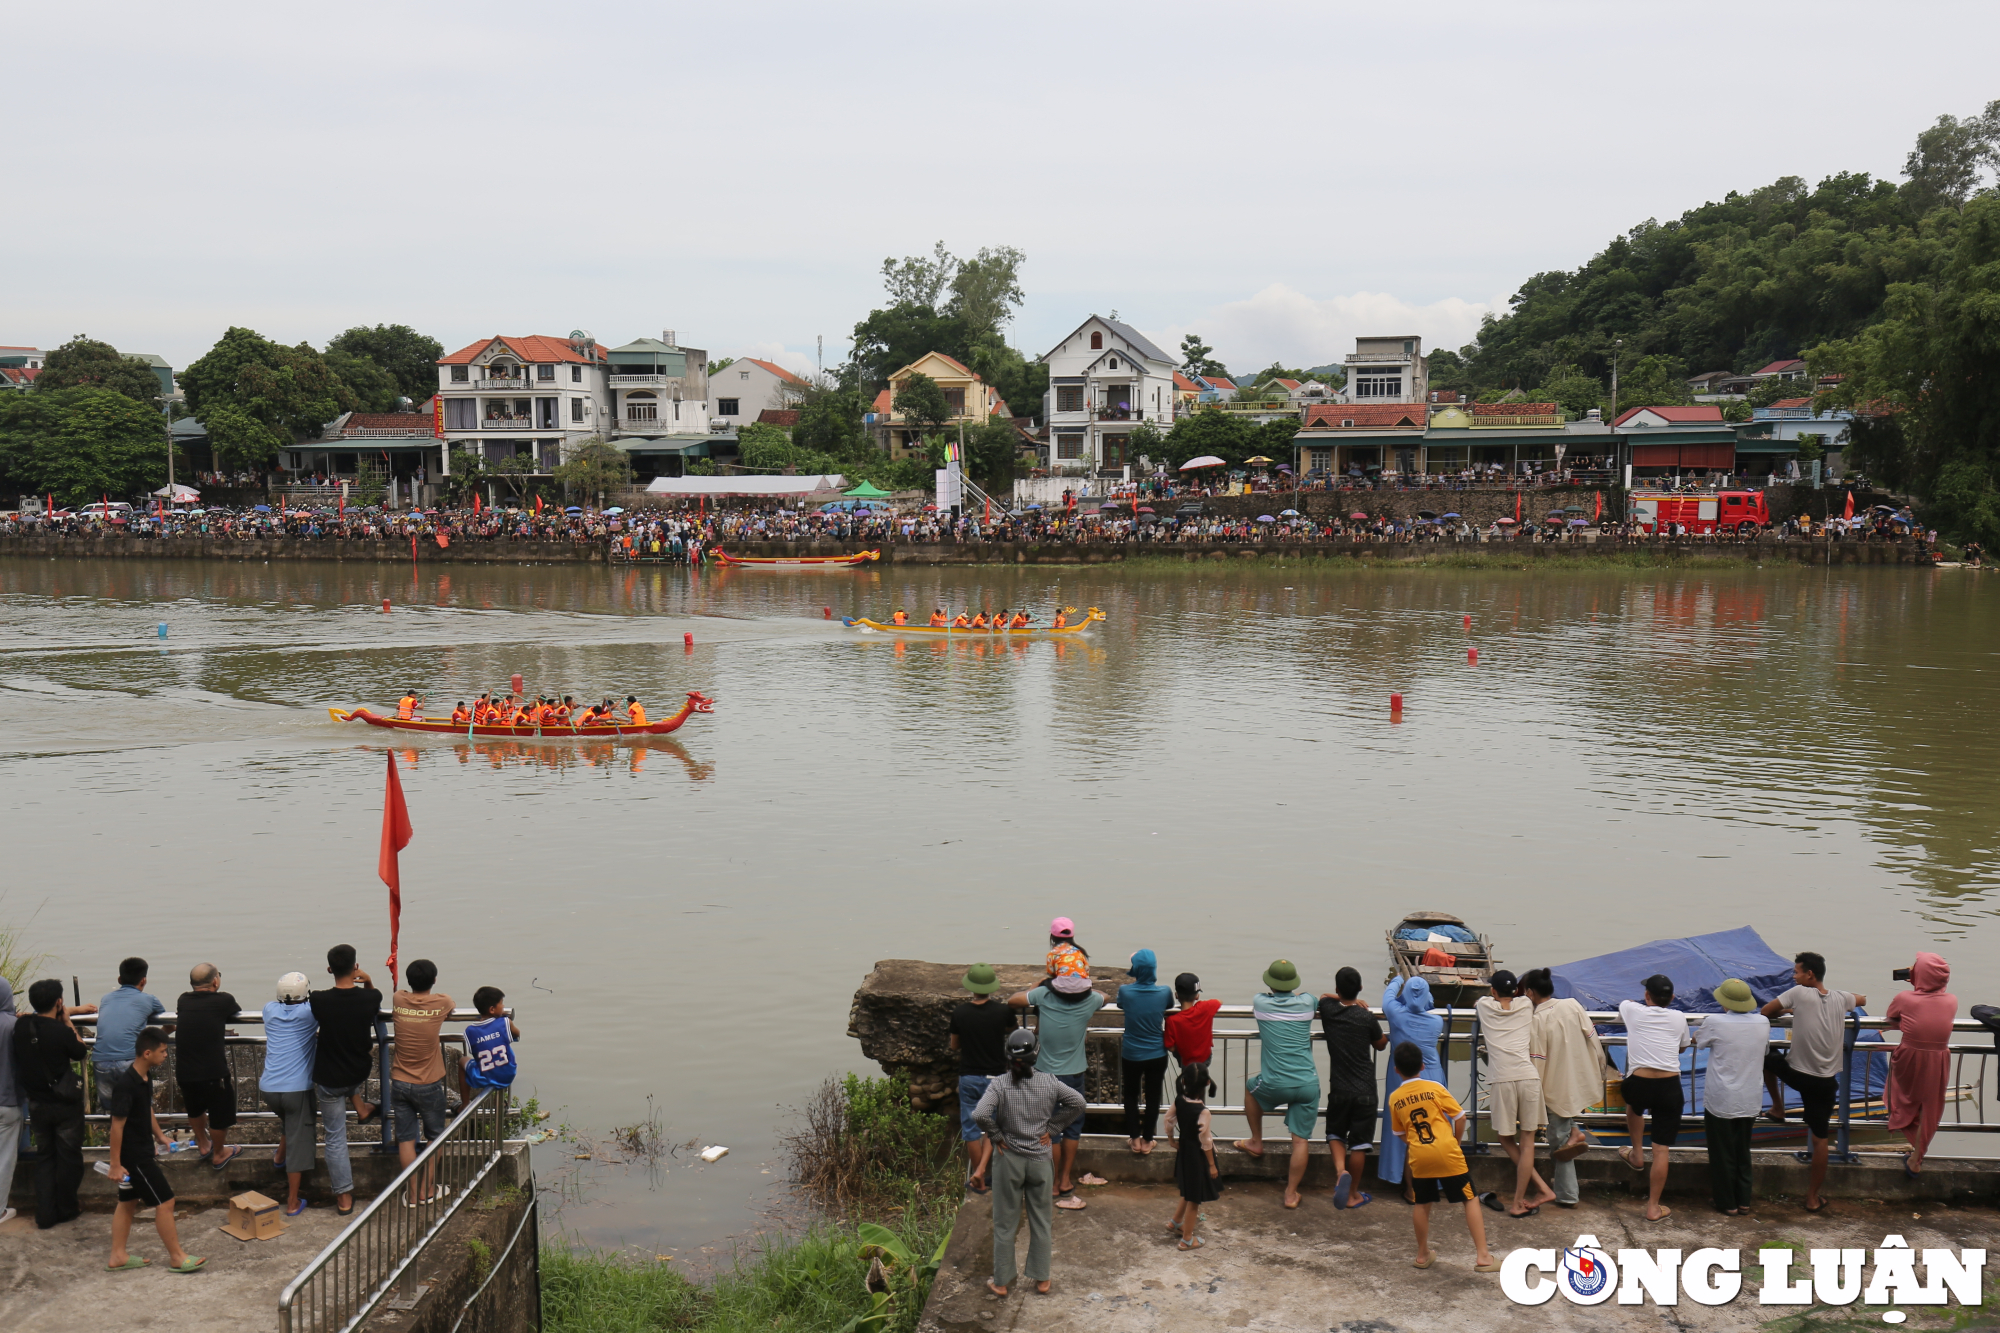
{"left": 1168, "top": 482, "right": 1910, "bottom": 527}
{"left": 0, "top": 533, "right": 1937, "bottom": 567}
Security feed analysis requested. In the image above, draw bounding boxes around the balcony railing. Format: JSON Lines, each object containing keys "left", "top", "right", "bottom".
{"left": 1095, "top": 407, "right": 1135, "bottom": 421}
{"left": 480, "top": 417, "right": 543, "bottom": 430}
{"left": 473, "top": 377, "right": 529, "bottom": 391}
{"left": 1344, "top": 353, "right": 1414, "bottom": 364}
{"left": 610, "top": 374, "right": 678, "bottom": 388}
{"left": 619, "top": 415, "right": 663, "bottom": 431}
{"left": 1469, "top": 412, "right": 1570, "bottom": 428}
{"left": 1208, "top": 401, "right": 1300, "bottom": 415}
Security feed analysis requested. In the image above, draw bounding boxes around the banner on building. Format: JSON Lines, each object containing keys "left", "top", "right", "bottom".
{"left": 936, "top": 466, "right": 962, "bottom": 511}
{"left": 433, "top": 394, "right": 445, "bottom": 439}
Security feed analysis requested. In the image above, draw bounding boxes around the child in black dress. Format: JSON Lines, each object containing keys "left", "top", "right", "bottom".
{"left": 1167, "top": 1062, "right": 1220, "bottom": 1250}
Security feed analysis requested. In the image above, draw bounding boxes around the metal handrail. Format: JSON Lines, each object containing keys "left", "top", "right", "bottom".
{"left": 1048, "top": 1002, "right": 1999, "bottom": 1152}
{"left": 277, "top": 1088, "right": 511, "bottom": 1333}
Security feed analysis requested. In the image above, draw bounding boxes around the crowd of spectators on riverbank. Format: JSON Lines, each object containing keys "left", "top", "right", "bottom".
{"left": 2, "top": 949, "right": 517, "bottom": 1274}
{"left": 952, "top": 921, "right": 1966, "bottom": 1293}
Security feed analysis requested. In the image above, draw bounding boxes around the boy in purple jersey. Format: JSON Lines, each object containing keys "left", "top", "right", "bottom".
{"left": 460, "top": 987, "right": 520, "bottom": 1097}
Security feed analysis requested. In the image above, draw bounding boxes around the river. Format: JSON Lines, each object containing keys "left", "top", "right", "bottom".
{"left": 0, "top": 556, "right": 1993, "bottom": 1259}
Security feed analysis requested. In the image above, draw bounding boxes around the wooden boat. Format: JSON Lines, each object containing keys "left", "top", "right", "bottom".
{"left": 712, "top": 549, "right": 880, "bottom": 568}
{"left": 1385, "top": 910, "right": 1496, "bottom": 1007}
{"left": 842, "top": 608, "right": 1107, "bottom": 636}
{"left": 329, "top": 691, "right": 713, "bottom": 738}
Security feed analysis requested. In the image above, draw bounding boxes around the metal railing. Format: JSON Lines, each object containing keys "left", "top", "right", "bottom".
{"left": 277, "top": 1088, "right": 512, "bottom": 1333}
{"left": 1053, "top": 1003, "right": 1999, "bottom": 1159}
{"left": 473, "top": 378, "right": 529, "bottom": 391}
{"left": 609, "top": 374, "right": 678, "bottom": 388}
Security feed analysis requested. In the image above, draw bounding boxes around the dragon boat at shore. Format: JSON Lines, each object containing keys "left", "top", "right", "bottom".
{"left": 330, "top": 691, "right": 714, "bottom": 738}
{"left": 712, "top": 549, "right": 880, "bottom": 568}
{"left": 842, "top": 608, "right": 1106, "bottom": 636}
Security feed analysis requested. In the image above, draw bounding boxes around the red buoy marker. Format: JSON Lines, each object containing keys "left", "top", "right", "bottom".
{"left": 381, "top": 599, "right": 391, "bottom": 613}
{"left": 1468, "top": 648, "right": 1478, "bottom": 664}
{"left": 511, "top": 673, "right": 524, "bottom": 696}
{"left": 1390, "top": 692, "right": 1403, "bottom": 711}
{"left": 684, "top": 632, "right": 694, "bottom": 651}
{"left": 823, "top": 606, "right": 831, "bottom": 619}
{"left": 1463, "top": 614, "right": 1471, "bottom": 629}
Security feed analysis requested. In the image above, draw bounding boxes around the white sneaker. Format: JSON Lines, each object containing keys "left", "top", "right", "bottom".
{"left": 0, "top": 1206, "right": 17, "bottom": 1226}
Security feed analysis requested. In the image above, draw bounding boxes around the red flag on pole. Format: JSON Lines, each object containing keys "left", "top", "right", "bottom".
{"left": 379, "top": 750, "right": 413, "bottom": 976}
{"left": 474, "top": 491, "right": 482, "bottom": 515}
{"left": 1842, "top": 491, "right": 1855, "bottom": 521}
{"left": 1514, "top": 489, "right": 1521, "bottom": 523}
{"left": 1594, "top": 490, "right": 1603, "bottom": 520}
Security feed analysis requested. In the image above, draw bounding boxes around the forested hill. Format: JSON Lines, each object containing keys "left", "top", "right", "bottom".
{"left": 1430, "top": 104, "right": 2000, "bottom": 404}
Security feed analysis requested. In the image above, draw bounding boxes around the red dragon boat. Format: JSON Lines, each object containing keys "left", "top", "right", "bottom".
{"left": 712, "top": 549, "right": 880, "bottom": 568}
{"left": 330, "top": 691, "right": 714, "bottom": 738}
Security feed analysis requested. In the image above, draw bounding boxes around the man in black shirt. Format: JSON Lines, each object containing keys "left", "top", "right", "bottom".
{"left": 1318, "top": 966, "right": 1387, "bottom": 1210}
{"left": 174, "top": 963, "right": 243, "bottom": 1170}
{"left": 11, "top": 978, "right": 91, "bottom": 1228}
{"left": 948, "top": 964, "right": 1017, "bottom": 1194}
{"left": 310, "top": 943, "right": 386, "bottom": 1214}
{"left": 107, "top": 1028, "right": 202, "bottom": 1272}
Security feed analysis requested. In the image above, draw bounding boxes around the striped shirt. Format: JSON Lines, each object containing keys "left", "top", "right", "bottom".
{"left": 1253, "top": 991, "right": 1318, "bottom": 1085}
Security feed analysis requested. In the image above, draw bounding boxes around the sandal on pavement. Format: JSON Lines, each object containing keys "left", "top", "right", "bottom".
{"left": 1345, "top": 1193, "right": 1374, "bottom": 1210}
{"left": 1078, "top": 1173, "right": 1109, "bottom": 1186}
{"left": 284, "top": 1199, "right": 311, "bottom": 1218}
{"left": 985, "top": 1280, "right": 1008, "bottom": 1299}
{"left": 1178, "top": 1238, "right": 1205, "bottom": 1251}
{"left": 967, "top": 1178, "right": 988, "bottom": 1195}
{"left": 167, "top": 1257, "right": 207, "bottom": 1274}
{"left": 1054, "top": 1195, "right": 1087, "bottom": 1211}
{"left": 1333, "top": 1171, "right": 1352, "bottom": 1209}
{"left": 1474, "top": 1259, "right": 1502, "bottom": 1273}
{"left": 208, "top": 1146, "right": 242, "bottom": 1171}
{"left": 1479, "top": 1191, "right": 1507, "bottom": 1213}
{"left": 1413, "top": 1250, "right": 1437, "bottom": 1270}
{"left": 107, "top": 1257, "right": 150, "bottom": 1272}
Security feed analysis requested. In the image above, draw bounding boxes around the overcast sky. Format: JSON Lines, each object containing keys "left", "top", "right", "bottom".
{"left": 5, "top": 1, "right": 1992, "bottom": 382}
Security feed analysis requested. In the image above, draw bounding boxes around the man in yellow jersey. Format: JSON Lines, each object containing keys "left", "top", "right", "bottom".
{"left": 625, "top": 696, "right": 647, "bottom": 727}
{"left": 1387, "top": 1042, "right": 1497, "bottom": 1273}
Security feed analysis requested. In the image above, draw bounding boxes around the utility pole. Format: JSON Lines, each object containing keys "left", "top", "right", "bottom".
{"left": 1609, "top": 338, "right": 1623, "bottom": 486}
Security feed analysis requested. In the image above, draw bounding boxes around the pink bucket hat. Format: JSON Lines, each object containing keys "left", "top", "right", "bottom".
{"left": 1049, "top": 917, "right": 1075, "bottom": 939}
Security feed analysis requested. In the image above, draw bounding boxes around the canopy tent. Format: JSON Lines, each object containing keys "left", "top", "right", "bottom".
{"left": 842, "top": 481, "right": 891, "bottom": 498}
{"left": 645, "top": 474, "right": 845, "bottom": 497}
{"left": 151, "top": 483, "right": 200, "bottom": 501}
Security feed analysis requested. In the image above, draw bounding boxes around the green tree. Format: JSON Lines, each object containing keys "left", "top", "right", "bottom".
{"left": 323, "top": 349, "right": 402, "bottom": 413}
{"left": 707, "top": 357, "right": 735, "bottom": 375}
{"left": 1425, "top": 347, "right": 1474, "bottom": 397}
{"left": 1127, "top": 420, "right": 1166, "bottom": 464}
{"left": 1160, "top": 407, "right": 1259, "bottom": 468}
{"left": 893, "top": 372, "right": 952, "bottom": 439}
{"left": 1721, "top": 398, "right": 1753, "bottom": 422}
{"left": 324, "top": 324, "right": 443, "bottom": 402}
{"left": 735, "top": 421, "right": 796, "bottom": 470}
{"left": 35, "top": 337, "right": 164, "bottom": 404}
{"left": 201, "top": 400, "right": 288, "bottom": 471}
{"left": 968, "top": 337, "right": 1046, "bottom": 423}
{"left": 1532, "top": 364, "right": 1605, "bottom": 416}
{"left": 880, "top": 241, "right": 958, "bottom": 309}
{"left": 552, "top": 437, "right": 631, "bottom": 503}
{"left": 1899, "top": 103, "right": 1999, "bottom": 216}
{"left": 0, "top": 388, "right": 166, "bottom": 503}
{"left": 845, "top": 303, "right": 964, "bottom": 391}
{"left": 945, "top": 246, "right": 1025, "bottom": 342}
{"left": 792, "top": 384, "right": 870, "bottom": 456}
{"left": 962, "top": 415, "right": 1023, "bottom": 495}
{"left": 1812, "top": 194, "right": 2000, "bottom": 544}
{"left": 181, "top": 327, "right": 354, "bottom": 447}
{"left": 1179, "top": 334, "right": 1226, "bottom": 379}
{"left": 1606, "top": 354, "right": 1693, "bottom": 416}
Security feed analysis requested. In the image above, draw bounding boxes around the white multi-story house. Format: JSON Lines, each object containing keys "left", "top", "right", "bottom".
{"left": 1038, "top": 315, "right": 1178, "bottom": 476}
{"left": 1340, "top": 335, "right": 1427, "bottom": 405}
{"left": 708, "top": 357, "right": 806, "bottom": 431}
{"left": 606, "top": 334, "right": 710, "bottom": 440}
{"left": 436, "top": 334, "right": 614, "bottom": 476}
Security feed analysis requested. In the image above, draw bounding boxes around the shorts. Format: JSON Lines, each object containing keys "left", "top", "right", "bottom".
{"left": 1490, "top": 1078, "right": 1545, "bottom": 1138}
{"left": 179, "top": 1077, "right": 239, "bottom": 1131}
{"left": 1246, "top": 1073, "right": 1320, "bottom": 1140}
{"left": 1763, "top": 1053, "right": 1838, "bottom": 1138}
{"left": 390, "top": 1079, "right": 448, "bottom": 1144}
{"left": 1411, "top": 1171, "right": 1476, "bottom": 1205}
{"left": 1621, "top": 1074, "right": 1685, "bottom": 1147}
{"left": 957, "top": 1075, "right": 994, "bottom": 1142}
{"left": 116, "top": 1158, "right": 174, "bottom": 1207}
{"left": 1053, "top": 1073, "right": 1086, "bottom": 1142}
{"left": 1322, "top": 1095, "right": 1376, "bottom": 1149}
{"left": 93, "top": 1062, "right": 132, "bottom": 1113}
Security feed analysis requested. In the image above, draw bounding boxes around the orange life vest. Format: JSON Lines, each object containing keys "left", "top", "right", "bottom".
{"left": 450, "top": 708, "right": 470, "bottom": 725}
{"left": 970, "top": 613, "right": 988, "bottom": 628}
{"left": 1010, "top": 613, "right": 1029, "bottom": 628}
{"left": 1053, "top": 612, "right": 1067, "bottom": 629}
{"left": 892, "top": 612, "right": 908, "bottom": 625}
{"left": 952, "top": 614, "right": 970, "bottom": 628}
{"left": 929, "top": 612, "right": 946, "bottom": 626}
{"left": 396, "top": 696, "right": 417, "bottom": 720}
{"left": 627, "top": 703, "right": 647, "bottom": 726}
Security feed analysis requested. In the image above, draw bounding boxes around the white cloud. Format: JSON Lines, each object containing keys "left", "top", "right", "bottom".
{"left": 1150, "top": 285, "right": 1496, "bottom": 377}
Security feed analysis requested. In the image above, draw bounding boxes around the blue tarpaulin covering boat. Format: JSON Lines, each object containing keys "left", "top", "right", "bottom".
{"left": 1545, "top": 926, "right": 1891, "bottom": 1143}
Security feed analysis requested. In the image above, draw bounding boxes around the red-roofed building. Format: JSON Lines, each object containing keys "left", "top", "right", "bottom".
{"left": 1752, "top": 359, "right": 1807, "bottom": 382}
{"left": 873, "top": 351, "right": 1014, "bottom": 460}
{"left": 711, "top": 356, "right": 810, "bottom": 430}
{"left": 1294, "top": 399, "right": 1429, "bottom": 480}
{"left": 755, "top": 409, "right": 800, "bottom": 428}
{"left": 432, "top": 333, "right": 616, "bottom": 482}
{"left": 1613, "top": 405, "right": 1725, "bottom": 428}
{"left": 1, "top": 366, "right": 40, "bottom": 390}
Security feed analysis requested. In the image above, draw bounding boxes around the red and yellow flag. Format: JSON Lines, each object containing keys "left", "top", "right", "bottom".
{"left": 379, "top": 750, "right": 414, "bottom": 976}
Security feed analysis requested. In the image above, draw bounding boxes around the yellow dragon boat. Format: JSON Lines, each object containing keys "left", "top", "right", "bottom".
{"left": 842, "top": 608, "right": 1105, "bottom": 636}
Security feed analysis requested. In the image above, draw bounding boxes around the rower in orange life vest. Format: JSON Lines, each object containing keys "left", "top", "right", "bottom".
{"left": 989, "top": 608, "right": 1007, "bottom": 632}
{"left": 625, "top": 695, "right": 646, "bottom": 726}
{"left": 396, "top": 691, "right": 420, "bottom": 720}
{"left": 1052, "top": 610, "right": 1067, "bottom": 629}
{"left": 472, "top": 693, "right": 492, "bottom": 724}
{"left": 450, "top": 701, "right": 471, "bottom": 725}
{"left": 929, "top": 608, "right": 947, "bottom": 627}
{"left": 553, "top": 696, "right": 575, "bottom": 725}
{"left": 970, "top": 611, "right": 989, "bottom": 629}
{"left": 952, "top": 612, "right": 971, "bottom": 629}
{"left": 1009, "top": 612, "right": 1030, "bottom": 629}
{"left": 892, "top": 609, "right": 908, "bottom": 625}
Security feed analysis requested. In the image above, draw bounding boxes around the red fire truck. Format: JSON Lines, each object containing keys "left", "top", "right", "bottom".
{"left": 1631, "top": 490, "right": 1770, "bottom": 537}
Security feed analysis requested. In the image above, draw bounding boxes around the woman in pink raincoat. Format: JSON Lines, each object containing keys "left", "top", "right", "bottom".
{"left": 1885, "top": 953, "right": 1956, "bottom": 1174}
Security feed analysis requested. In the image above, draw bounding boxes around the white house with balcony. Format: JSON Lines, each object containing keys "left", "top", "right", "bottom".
{"left": 1339, "top": 335, "right": 1427, "bottom": 405}
{"left": 607, "top": 334, "right": 710, "bottom": 442}
{"left": 436, "top": 334, "right": 613, "bottom": 477}
{"left": 1038, "top": 315, "right": 1178, "bottom": 476}
{"left": 708, "top": 357, "right": 805, "bottom": 431}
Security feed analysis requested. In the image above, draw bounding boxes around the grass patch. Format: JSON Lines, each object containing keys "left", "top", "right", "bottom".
{"left": 0, "top": 915, "right": 48, "bottom": 995}
{"left": 543, "top": 1074, "right": 959, "bottom": 1333}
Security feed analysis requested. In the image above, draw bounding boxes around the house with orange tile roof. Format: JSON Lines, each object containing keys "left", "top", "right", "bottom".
{"left": 869, "top": 351, "right": 1012, "bottom": 459}
{"left": 710, "top": 357, "right": 809, "bottom": 431}
{"left": 1037, "top": 315, "right": 1178, "bottom": 476}
{"left": 434, "top": 333, "right": 617, "bottom": 480}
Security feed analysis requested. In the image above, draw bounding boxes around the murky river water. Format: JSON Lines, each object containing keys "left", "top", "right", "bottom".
{"left": 1, "top": 556, "right": 1994, "bottom": 1258}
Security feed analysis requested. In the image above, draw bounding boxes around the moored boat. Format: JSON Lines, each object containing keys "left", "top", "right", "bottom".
{"left": 330, "top": 690, "right": 713, "bottom": 738}
{"left": 713, "top": 549, "right": 880, "bottom": 568}
{"left": 1386, "top": 910, "right": 1496, "bottom": 1007}
{"left": 842, "top": 608, "right": 1106, "bottom": 636}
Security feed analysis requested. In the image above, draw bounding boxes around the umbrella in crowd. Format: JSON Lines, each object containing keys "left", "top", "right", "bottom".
{"left": 1244, "top": 456, "right": 1274, "bottom": 466}
{"left": 1179, "top": 455, "right": 1226, "bottom": 470}
{"left": 1496, "top": 517, "right": 1518, "bottom": 525}
{"left": 1256, "top": 514, "right": 1275, "bottom": 522}
{"left": 1350, "top": 511, "right": 1369, "bottom": 520}
{"left": 1279, "top": 509, "right": 1300, "bottom": 517}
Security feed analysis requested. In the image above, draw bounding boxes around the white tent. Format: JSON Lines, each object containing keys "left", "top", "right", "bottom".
{"left": 644, "top": 474, "right": 846, "bottom": 497}
{"left": 151, "top": 483, "right": 200, "bottom": 501}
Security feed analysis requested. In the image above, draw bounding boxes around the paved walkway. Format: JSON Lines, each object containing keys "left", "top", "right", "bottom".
{"left": 0, "top": 1199, "right": 348, "bottom": 1332}
{"left": 920, "top": 1180, "right": 2000, "bottom": 1332}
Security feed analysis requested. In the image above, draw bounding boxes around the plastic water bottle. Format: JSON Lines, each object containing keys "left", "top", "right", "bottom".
{"left": 93, "top": 1161, "right": 112, "bottom": 1177}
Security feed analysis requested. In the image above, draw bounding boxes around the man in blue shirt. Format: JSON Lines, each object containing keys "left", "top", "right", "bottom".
{"left": 96, "top": 958, "right": 173, "bottom": 1152}
{"left": 1235, "top": 959, "right": 1319, "bottom": 1210}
